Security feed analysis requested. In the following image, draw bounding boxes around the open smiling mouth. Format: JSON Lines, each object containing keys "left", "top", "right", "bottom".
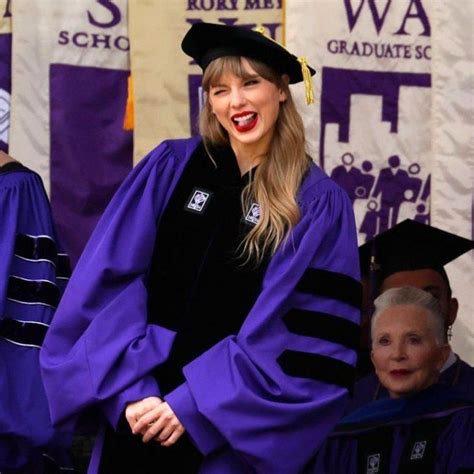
{"left": 232, "top": 113, "right": 258, "bottom": 132}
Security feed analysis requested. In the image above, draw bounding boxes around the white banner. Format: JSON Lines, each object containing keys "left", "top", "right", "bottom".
{"left": 431, "top": 0, "right": 473, "bottom": 362}
{"left": 129, "top": 0, "right": 282, "bottom": 164}
{"left": 9, "top": 0, "right": 133, "bottom": 265}
{"left": 287, "top": 0, "right": 472, "bottom": 363}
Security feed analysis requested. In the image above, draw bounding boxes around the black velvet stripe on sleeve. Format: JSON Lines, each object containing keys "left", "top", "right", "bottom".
{"left": 0, "top": 319, "right": 48, "bottom": 347}
{"left": 277, "top": 349, "right": 355, "bottom": 389}
{"left": 297, "top": 268, "right": 362, "bottom": 309}
{"left": 283, "top": 309, "right": 359, "bottom": 351}
{"left": 57, "top": 254, "right": 72, "bottom": 279}
{"left": 7, "top": 276, "right": 60, "bottom": 308}
{"left": 15, "top": 234, "right": 58, "bottom": 265}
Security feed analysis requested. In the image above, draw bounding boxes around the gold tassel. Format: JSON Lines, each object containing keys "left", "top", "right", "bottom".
{"left": 255, "top": 26, "right": 314, "bottom": 106}
{"left": 123, "top": 75, "right": 134, "bottom": 131}
{"left": 297, "top": 57, "right": 314, "bottom": 105}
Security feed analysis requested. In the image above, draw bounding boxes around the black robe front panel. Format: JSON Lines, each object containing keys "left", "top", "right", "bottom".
{"left": 147, "top": 143, "right": 269, "bottom": 394}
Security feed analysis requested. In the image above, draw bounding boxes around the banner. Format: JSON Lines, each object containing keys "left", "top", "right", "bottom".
{"left": 0, "top": 0, "right": 11, "bottom": 153}
{"left": 129, "top": 0, "right": 283, "bottom": 164}
{"left": 9, "top": 0, "right": 133, "bottom": 266}
{"left": 287, "top": 0, "right": 472, "bottom": 363}
{"left": 430, "top": 0, "right": 473, "bottom": 360}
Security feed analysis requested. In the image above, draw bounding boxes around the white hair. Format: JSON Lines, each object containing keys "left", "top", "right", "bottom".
{"left": 371, "top": 286, "right": 446, "bottom": 345}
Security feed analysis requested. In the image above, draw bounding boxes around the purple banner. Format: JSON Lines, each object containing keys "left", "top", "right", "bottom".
{"left": 0, "top": 33, "right": 11, "bottom": 153}
{"left": 50, "top": 64, "right": 133, "bottom": 267}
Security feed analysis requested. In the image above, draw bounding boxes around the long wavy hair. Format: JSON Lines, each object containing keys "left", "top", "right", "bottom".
{"left": 199, "top": 56, "right": 310, "bottom": 263}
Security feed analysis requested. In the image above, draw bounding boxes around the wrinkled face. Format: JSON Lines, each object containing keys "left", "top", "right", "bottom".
{"left": 208, "top": 58, "right": 286, "bottom": 156}
{"left": 371, "top": 305, "right": 449, "bottom": 398}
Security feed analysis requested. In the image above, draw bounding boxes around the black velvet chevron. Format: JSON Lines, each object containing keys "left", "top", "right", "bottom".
{"left": 283, "top": 308, "right": 359, "bottom": 351}
{"left": 0, "top": 319, "right": 48, "bottom": 347}
{"left": 15, "top": 234, "right": 58, "bottom": 265}
{"left": 297, "top": 268, "right": 362, "bottom": 309}
{"left": 57, "top": 254, "right": 72, "bottom": 279}
{"left": 7, "top": 276, "right": 60, "bottom": 308}
{"left": 277, "top": 349, "right": 355, "bottom": 389}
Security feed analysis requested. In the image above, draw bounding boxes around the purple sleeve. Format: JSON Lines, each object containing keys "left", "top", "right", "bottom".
{"left": 0, "top": 170, "right": 58, "bottom": 311}
{"left": 166, "top": 182, "right": 361, "bottom": 473}
{"left": 0, "top": 169, "right": 73, "bottom": 465}
{"left": 40, "top": 141, "right": 193, "bottom": 431}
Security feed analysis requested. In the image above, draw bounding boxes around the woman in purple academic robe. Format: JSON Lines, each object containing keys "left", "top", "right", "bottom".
{"left": 0, "top": 152, "right": 73, "bottom": 473}
{"left": 40, "top": 23, "right": 361, "bottom": 473}
{"left": 306, "top": 286, "right": 473, "bottom": 473}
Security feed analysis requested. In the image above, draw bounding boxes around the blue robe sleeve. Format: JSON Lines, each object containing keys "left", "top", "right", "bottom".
{"left": 166, "top": 177, "right": 361, "bottom": 473}
{"left": 0, "top": 168, "right": 72, "bottom": 469}
{"left": 40, "top": 140, "right": 196, "bottom": 431}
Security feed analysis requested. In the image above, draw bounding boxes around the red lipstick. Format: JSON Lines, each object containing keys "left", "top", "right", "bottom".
{"left": 231, "top": 111, "right": 258, "bottom": 132}
{"left": 390, "top": 369, "right": 411, "bottom": 376}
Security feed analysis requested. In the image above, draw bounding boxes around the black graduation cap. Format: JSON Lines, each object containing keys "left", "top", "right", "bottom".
{"left": 359, "top": 219, "right": 474, "bottom": 283}
{"left": 181, "top": 22, "right": 316, "bottom": 102}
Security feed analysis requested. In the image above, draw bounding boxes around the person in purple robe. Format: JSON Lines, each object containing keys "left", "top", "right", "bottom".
{"left": 40, "top": 22, "right": 361, "bottom": 473}
{"left": 0, "top": 151, "right": 73, "bottom": 472}
{"left": 352, "top": 219, "right": 473, "bottom": 400}
{"left": 306, "top": 286, "right": 473, "bottom": 473}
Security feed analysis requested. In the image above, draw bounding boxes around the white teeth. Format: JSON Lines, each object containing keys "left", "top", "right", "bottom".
{"left": 233, "top": 113, "right": 256, "bottom": 123}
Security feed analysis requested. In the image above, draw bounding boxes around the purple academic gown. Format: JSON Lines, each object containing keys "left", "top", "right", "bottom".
{"left": 307, "top": 386, "right": 474, "bottom": 474}
{"left": 348, "top": 355, "right": 474, "bottom": 414}
{"left": 0, "top": 165, "right": 72, "bottom": 471}
{"left": 40, "top": 137, "right": 361, "bottom": 473}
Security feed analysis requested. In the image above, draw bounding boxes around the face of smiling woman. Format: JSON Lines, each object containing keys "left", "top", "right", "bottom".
{"left": 371, "top": 304, "right": 450, "bottom": 398}
{"left": 208, "top": 58, "right": 287, "bottom": 160}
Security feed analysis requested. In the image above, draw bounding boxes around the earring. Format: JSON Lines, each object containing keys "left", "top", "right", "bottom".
{"left": 447, "top": 325, "right": 453, "bottom": 341}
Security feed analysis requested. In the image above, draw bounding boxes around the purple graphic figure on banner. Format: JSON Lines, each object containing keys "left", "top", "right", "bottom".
{"left": 414, "top": 203, "right": 430, "bottom": 225}
{"left": 420, "top": 173, "right": 431, "bottom": 201}
{"left": 0, "top": 33, "right": 11, "bottom": 153}
{"left": 359, "top": 199, "right": 379, "bottom": 242}
{"left": 357, "top": 160, "right": 376, "bottom": 200}
{"left": 372, "top": 155, "right": 411, "bottom": 231}
{"left": 330, "top": 153, "right": 361, "bottom": 203}
{"left": 405, "top": 163, "right": 423, "bottom": 203}
{"left": 330, "top": 153, "right": 375, "bottom": 204}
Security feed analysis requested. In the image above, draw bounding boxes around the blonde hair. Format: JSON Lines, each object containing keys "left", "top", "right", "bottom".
{"left": 199, "top": 56, "right": 310, "bottom": 263}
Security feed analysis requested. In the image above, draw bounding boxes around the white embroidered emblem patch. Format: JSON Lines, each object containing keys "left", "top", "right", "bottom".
{"left": 410, "top": 441, "right": 427, "bottom": 460}
{"left": 185, "top": 188, "right": 211, "bottom": 214}
{"left": 245, "top": 203, "right": 260, "bottom": 225}
{"left": 366, "top": 453, "right": 380, "bottom": 473}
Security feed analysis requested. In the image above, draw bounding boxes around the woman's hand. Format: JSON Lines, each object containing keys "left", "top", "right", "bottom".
{"left": 125, "top": 396, "right": 163, "bottom": 433}
{"left": 133, "top": 401, "right": 185, "bottom": 446}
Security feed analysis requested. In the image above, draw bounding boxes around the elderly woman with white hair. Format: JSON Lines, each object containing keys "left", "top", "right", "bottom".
{"left": 306, "top": 286, "right": 473, "bottom": 474}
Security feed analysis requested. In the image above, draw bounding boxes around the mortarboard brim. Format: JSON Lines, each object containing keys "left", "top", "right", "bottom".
{"left": 359, "top": 219, "right": 474, "bottom": 282}
{"left": 181, "top": 22, "right": 316, "bottom": 85}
